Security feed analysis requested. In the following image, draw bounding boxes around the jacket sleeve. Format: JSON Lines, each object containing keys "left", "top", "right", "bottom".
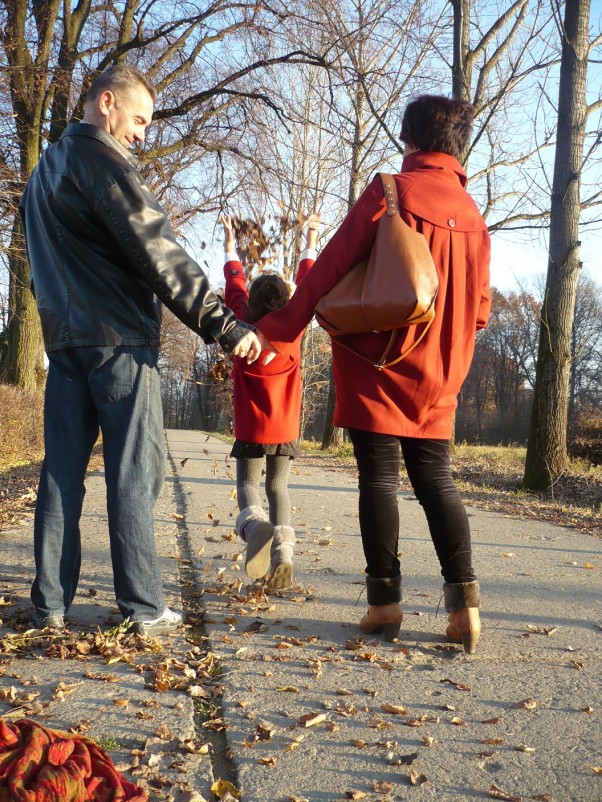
{"left": 295, "top": 252, "right": 316, "bottom": 285}
{"left": 258, "top": 176, "right": 384, "bottom": 349}
{"left": 223, "top": 260, "right": 250, "bottom": 321}
{"left": 99, "top": 169, "right": 251, "bottom": 351}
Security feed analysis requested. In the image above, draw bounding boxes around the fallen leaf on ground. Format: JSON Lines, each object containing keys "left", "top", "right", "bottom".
{"left": 258, "top": 756, "right": 276, "bottom": 766}
{"left": 482, "top": 717, "right": 501, "bottom": 724}
{"left": 244, "top": 620, "right": 268, "bottom": 634}
{"left": 210, "top": 779, "right": 240, "bottom": 799}
{"left": 441, "top": 678, "right": 472, "bottom": 691}
{"left": 514, "top": 697, "right": 537, "bottom": 710}
{"left": 298, "top": 712, "right": 327, "bottom": 728}
{"left": 450, "top": 716, "right": 467, "bottom": 726}
{"left": 381, "top": 703, "right": 408, "bottom": 715}
{"left": 488, "top": 784, "right": 522, "bottom": 801}
{"left": 372, "top": 780, "right": 393, "bottom": 793}
{"left": 514, "top": 744, "right": 536, "bottom": 752}
{"left": 410, "top": 770, "right": 428, "bottom": 786}
{"left": 113, "top": 698, "right": 129, "bottom": 708}
{"left": 526, "top": 625, "right": 558, "bottom": 635}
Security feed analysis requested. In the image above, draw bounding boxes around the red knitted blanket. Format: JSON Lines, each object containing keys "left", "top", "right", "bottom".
{"left": 0, "top": 719, "right": 148, "bottom": 801}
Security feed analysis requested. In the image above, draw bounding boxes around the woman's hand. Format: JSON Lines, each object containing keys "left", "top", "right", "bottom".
{"left": 256, "top": 330, "right": 277, "bottom": 365}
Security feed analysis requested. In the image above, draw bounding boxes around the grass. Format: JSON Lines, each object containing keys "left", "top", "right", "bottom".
{"left": 299, "top": 438, "right": 601, "bottom": 536}
{"left": 94, "top": 736, "right": 120, "bottom": 751}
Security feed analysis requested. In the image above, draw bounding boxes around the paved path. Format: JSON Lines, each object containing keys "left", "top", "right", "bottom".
{"left": 1, "top": 430, "right": 600, "bottom": 802}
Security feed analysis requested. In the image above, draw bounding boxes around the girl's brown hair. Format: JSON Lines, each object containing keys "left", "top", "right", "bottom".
{"left": 247, "top": 273, "right": 291, "bottom": 323}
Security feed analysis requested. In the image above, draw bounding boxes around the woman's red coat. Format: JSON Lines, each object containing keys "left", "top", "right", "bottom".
{"left": 257, "top": 151, "right": 491, "bottom": 439}
{"left": 224, "top": 257, "right": 314, "bottom": 443}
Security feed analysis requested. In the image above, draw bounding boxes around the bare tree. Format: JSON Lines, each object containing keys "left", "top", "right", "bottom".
{"left": 0, "top": 0, "right": 328, "bottom": 390}
{"left": 524, "top": 0, "right": 593, "bottom": 489}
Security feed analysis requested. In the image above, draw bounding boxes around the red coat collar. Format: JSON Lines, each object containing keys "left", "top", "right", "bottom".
{"left": 401, "top": 151, "right": 467, "bottom": 187}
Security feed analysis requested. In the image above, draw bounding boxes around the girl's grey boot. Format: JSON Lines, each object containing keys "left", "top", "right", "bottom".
{"left": 267, "top": 525, "right": 296, "bottom": 590}
{"left": 236, "top": 505, "right": 274, "bottom": 580}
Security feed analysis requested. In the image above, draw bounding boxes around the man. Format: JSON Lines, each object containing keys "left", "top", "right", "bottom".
{"left": 19, "top": 64, "right": 261, "bottom": 635}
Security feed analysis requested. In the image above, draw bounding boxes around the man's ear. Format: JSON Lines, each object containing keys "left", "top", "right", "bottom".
{"left": 97, "top": 90, "right": 115, "bottom": 119}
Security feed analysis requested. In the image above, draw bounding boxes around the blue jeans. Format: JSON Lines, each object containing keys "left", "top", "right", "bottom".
{"left": 348, "top": 429, "right": 476, "bottom": 585}
{"left": 32, "top": 346, "right": 167, "bottom": 622}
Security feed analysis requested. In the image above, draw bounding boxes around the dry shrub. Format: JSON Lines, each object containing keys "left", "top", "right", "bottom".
{"left": 569, "top": 413, "right": 602, "bottom": 465}
{"left": 0, "top": 383, "right": 45, "bottom": 469}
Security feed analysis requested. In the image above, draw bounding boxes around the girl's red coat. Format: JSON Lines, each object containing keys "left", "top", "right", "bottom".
{"left": 224, "top": 258, "right": 314, "bottom": 443}
{"left": 257, "top": 152, "right": 491, "bottom": 439}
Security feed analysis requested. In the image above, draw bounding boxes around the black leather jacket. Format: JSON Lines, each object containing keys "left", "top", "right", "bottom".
{"left": 19, "top": 122, "right": 250, "bottom": 353}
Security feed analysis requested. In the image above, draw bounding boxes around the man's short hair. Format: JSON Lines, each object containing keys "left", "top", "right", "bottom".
{"left": 86, "top": 64, "right": 158, "bottom": 104}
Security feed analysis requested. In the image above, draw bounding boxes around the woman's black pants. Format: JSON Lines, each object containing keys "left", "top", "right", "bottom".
{"left": 348, "top": 428, "right": 476, "bottom": 586}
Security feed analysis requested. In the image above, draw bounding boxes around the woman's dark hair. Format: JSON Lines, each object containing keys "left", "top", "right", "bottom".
{"left": 400, "top": 95, "right": 474, "bottom": 160}
{"left": 247, "top": 273, "right": 291, "bottom": 323}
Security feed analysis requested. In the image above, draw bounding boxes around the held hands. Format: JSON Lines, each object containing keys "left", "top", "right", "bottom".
{"left": 256, "top": 330, "right": 277, "bottom": 365}
{"left": 219, "top": 213, "right": 236, "bottom": 253}
{"left": 231, "top": 331, "right": 262, "bottom": 364}
{"left": 231, "top": 331, "right": 276, "bottom": 365}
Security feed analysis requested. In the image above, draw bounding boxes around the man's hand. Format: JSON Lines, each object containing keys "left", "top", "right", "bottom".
{"left": 231, "top": 331, "right": 262, "bottom": 364}
{"left": 256, "top": 329, "right": 277, "bottom": 365}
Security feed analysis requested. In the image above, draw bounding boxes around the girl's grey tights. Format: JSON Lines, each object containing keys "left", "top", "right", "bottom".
{"left": 236, "top": 455, "right": 292, "bottom": 526}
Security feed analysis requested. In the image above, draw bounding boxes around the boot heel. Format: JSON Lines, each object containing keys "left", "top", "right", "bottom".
{"left": 382, "top": 622, "right": 401, "bottom": 642}
{"left": 461, "top": 631, "right": 479, "bottom": 654}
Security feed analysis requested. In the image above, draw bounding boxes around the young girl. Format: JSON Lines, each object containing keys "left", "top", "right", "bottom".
{"left": 221, "top": 213, "right": 319, "bottom": 589}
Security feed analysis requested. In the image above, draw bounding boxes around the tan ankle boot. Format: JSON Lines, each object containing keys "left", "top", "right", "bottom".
{"left": 360, "top": 603, "right": 403, "bottom": 642}
{"left": 359, "top": 576, "right": 403, "bottom": 642}
{"left": 443, "top": 581, "right": 481, "bottom": 654}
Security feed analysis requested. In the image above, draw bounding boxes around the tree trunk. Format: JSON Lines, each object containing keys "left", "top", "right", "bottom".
{"left": 321, "top": 363, "right": 343, "bottom": 449}
{"left": 0, "top": 219, "right": 45, "bottom": 390}
{"left": 320, "top": 69, "right": 367, "bottom": 449}
{"left": 523, "top": 0, "right": 590, "bottom": 490}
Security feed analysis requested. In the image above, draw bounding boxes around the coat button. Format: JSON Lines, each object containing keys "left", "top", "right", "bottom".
{"left": 448, "top": 218, "right": 456, "bottom": 228}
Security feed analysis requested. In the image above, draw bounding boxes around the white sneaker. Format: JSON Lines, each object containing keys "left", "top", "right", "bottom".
{"left": 130, "top": 607, "right": 183, "bottom": 635}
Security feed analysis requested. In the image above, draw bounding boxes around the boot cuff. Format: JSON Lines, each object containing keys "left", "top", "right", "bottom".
{"left": 366, "top": 575, "right": 402, "bottom": 605}
{"left": 272, "top": 525, "right": 296, "bottom": 543}
{"left": 443, "top": 581, "right": 480, "bottom": 613}
{"left": 235, "top": 505, "right": 266, "bottom": 540}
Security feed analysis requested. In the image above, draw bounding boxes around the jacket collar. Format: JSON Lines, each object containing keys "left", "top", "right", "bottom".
{"left": 401, "top": 150, "right": 467, "bottom": 187}
{"left": 61, "top": 122, "right": 140, "bottom": 169}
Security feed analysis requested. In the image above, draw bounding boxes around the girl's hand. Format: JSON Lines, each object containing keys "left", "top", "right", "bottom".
{"left": 305, "top": 213, "right": 320, "bottom": 231}
{"left": 305, "top": 213, "right": 320, "bottom": 249}
{"left": 219, "top": 213, "right": 236, "bottom": 251}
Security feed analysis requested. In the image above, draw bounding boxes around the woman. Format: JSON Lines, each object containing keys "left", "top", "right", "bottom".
{"left": 257, "top": 96, "right": 491, "bottom": 653}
